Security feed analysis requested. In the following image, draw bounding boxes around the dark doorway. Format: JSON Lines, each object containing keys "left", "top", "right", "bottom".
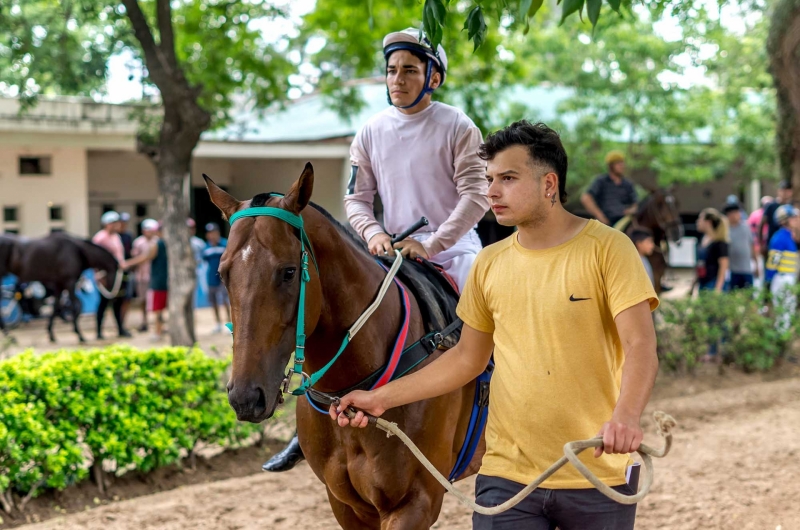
{"left": 192, "top": 185, "right": 229, "bottom": 240}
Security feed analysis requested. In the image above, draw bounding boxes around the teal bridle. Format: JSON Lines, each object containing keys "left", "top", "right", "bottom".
{"left": 226, "top": 197, "right": 406, "bottom": 399}
{"left": 226, "top": 200, "right": 320, "bottom": 395}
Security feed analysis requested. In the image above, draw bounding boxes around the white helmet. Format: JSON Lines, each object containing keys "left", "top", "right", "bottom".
{"left": 383, "top": 28, "right": 447, "bottom": 109}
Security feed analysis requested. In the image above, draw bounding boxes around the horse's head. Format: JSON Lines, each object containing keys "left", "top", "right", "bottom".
{"left": 205, "top": 163, "right": 322, "bottom": 423}
{"left": 644, "top": 187, "right": 684, "bottom": 243}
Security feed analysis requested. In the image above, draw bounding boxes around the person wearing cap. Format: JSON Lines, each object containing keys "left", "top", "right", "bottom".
{"left": 117, "top": 213, "right": 135, "bottom": 326}
{"left": 92, "top": 211, "right": 132, "bottom": 339}
{"left": 131, "top": 219, "right": 160, "bottom": 332}
{"left": 749, "top": 195, "right": 773, "bottom": 267}
{"left": 263, "top": 28, "right": 489, "bottom": 474}
{"left": 766, "top": 204, "right": 800, "bottom": 332}
{"left": 344, "top": 27, "right": 488, "bottom": 291}
{"left": 187, "top": 218, "right": 206, "bottom": 266}
{"left": 581, "top": 151, "right": 638, "bottom": 227}
{"left": 201, "top": 223, "right": 230, "bottom": 333}
{"left": 724, "top": 201, "right": 758, "bottom": 290}
{"left": 759, "top": 180, "right": 793, "bottom": 264}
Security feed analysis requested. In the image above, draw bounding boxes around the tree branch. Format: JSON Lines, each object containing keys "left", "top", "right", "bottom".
{"left": 121, "top": 0, "right": 171, "bottom": 87}
{"left": 156, "top": 0, "right": 178, "bottom": 70}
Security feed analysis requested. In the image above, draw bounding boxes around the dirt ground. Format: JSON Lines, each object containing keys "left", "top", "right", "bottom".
{"left": 5, "top": 367, "right": 798, "bottom": 530}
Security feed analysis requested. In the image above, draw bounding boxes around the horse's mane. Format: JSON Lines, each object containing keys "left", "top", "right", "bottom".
{"left": 250, "top": 192, "right": 371, "bottom": 256}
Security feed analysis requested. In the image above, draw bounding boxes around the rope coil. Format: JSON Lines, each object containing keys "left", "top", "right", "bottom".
{"left": 342, "top": 405, "right": 676, "bottom": 514}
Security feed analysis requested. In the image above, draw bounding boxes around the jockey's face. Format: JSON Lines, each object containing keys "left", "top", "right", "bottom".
{"left": 486, "top": 145, "right": 558, "bottom": 228}
{"left": 386, "top": 50, "right": 440, "bottom": 110}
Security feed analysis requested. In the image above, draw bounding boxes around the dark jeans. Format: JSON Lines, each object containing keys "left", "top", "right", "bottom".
{"left": 472, "top": 475, "right": 637, "bottom": 530}
{"left": 729, "top": 273, "right": 753, "bottom": 290}
{"left": 97, "top": 282, "right": 130, "bottom": 337}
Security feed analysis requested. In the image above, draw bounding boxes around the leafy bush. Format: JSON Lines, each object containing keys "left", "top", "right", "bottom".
{"left": 0, "top": 346, "right": 261, "bottom": 508}
{"left": 657, "top": 286, "right": 799, "bottom": 373}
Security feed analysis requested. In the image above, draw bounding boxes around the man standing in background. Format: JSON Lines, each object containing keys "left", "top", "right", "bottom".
{"left": 724, "top": 202, "right": 758, "bottom": 289}
{"left": 581, "top": 151, "right": 638, "bottom": 227}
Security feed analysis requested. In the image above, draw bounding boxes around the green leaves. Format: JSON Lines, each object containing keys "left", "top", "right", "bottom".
{"left": 463, "top": 6, "right": 487, "bottom": 51}
{"left": 560, "top": 0, "right": 585, "bottom": 24}
{"left": 587, "top": 0, "right": 602, "bottom": 27}
{"left": 423, "top": 0, "right": 447, "bottom": 49}
{"left": 0, "top": 346, "right": 261, "bottom": 500}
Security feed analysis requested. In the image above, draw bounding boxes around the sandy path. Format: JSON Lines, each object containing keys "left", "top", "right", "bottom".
{"left": 16, "top": 376, "right": 800, "bottom": 530}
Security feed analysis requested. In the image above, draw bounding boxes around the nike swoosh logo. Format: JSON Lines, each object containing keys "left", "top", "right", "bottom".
{"left": 569, "top": 295, "right": 591, "bottom": 302}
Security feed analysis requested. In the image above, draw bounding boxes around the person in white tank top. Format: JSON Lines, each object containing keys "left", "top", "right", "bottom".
{"left": 344, "top": 27, "right": 489, "bottom": 291}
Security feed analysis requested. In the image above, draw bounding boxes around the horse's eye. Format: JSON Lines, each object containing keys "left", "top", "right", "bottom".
{"left": 283, "top": 268, "right": 297, "bottom": 282}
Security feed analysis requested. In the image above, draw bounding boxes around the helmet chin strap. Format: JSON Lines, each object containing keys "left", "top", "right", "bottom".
{"left": 393, "top": 60, "right": 436, "bottom": 110}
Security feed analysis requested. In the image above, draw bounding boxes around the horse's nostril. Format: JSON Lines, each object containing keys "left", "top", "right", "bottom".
{"left": 255, "top": 387, "right": 267, "bottom": 412}
{"left": 226, "top": 380, "right": 233, "bottom": 393}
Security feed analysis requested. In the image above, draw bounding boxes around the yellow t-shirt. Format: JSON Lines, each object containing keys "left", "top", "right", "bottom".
{"left": 457, "top": 220, "right": 658, "bottom": 489}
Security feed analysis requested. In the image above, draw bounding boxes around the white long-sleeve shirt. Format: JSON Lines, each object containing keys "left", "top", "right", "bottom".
{"left": 345, "top": 102, "right": 489, "bottom": 257}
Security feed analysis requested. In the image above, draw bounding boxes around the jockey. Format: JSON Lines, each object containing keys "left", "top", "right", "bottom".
{"left": 262, "top": 27, "right": 490, "bottom": 472}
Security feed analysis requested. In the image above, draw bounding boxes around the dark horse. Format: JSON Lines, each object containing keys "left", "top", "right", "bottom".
{"left": 0, "top": 233, "right": 119, "bottom": 342}
{"left": 207, "top": 164, "right": 482, "bottom": 529}
{"left": 623, "top": 188, "right": 684, "bottom": 294}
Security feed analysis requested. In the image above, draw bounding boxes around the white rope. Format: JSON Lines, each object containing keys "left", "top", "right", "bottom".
{"left": 346, "top": 410, "right": 677, "bottom": 514}
{"left": 95, "top": 268, "right": 123, "bottom": 299}
{"left": 347, "top": 250, "right": 404, "bottom": 339}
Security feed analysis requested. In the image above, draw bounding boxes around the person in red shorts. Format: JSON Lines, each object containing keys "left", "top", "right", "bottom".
{"left": 147, "top": 223, "right": 168, "bottom": 341}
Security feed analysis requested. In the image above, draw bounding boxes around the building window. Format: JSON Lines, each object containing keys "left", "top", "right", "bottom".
{"left": 102, "top": 204, "right": 115, "bottom": 214}
{"left": 136, "top": 203, "right": 148, "bottom": 217}
{"left": 2, "top": 206, "right": 20, "bottom": 234}
{"left": 3, "top": 207, "right": 18, "bottom": 223}
{"left": 49, "top": 205, "right": 64, "bottom": 221}
{"left": 19, "top": 156, "right": 52, "bottom": 176}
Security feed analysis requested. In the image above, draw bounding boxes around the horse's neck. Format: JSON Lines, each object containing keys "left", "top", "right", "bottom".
{"left": 303, "top": 212, "right": 404, "bottom": 392}
{"left": 82, "top": 240, "right": 115, "bottom": 272}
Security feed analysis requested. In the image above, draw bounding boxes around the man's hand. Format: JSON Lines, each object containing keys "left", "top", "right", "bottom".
{"left": 328, "top": 389, "right": 387, "bottom": 428}
{"left": 594, "top": 412, "right": 644, "bottom": 458}
{"left": 393, "top": 238, "right": 429, "bottom": 259}
{"left": 368, "top": 233, "right": 393, "bottom": 256}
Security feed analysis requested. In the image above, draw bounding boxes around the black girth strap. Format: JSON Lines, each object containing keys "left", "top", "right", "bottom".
{"left": 306, "top": 318, "right": 463, "bottom": 409}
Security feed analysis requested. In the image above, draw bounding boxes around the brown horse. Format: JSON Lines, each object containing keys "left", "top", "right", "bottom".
{"left": 625, "top": 188, "right": 684, "bottom": 294}
{"left": 0, "top": 233, "right": 119, "bottom": 342}
{"left": 206, "top": 164, "right": 482, "bottom": 529}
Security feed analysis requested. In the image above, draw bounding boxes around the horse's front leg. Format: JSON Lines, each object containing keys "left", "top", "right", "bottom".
{"left": 326, "top": 486, "right": 381, "bottom": 529}
{"left": 69, "top": 288, "right": 85, "bottom": 343}
{"left": 380, "top": 486, "right": 441, "bottom": 530}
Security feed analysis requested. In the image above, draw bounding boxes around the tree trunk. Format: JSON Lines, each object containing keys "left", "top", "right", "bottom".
{"left": 769, "top": 0, "right": 800, "bottom": 199}
{"left": 157, "top": 159, "right": 196, "bottom": 346}
{"left": 121, "top": 0, "right": 210, "bottom": 345}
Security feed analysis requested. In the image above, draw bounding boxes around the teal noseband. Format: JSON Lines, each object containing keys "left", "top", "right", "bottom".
{"left": 226, "top": 197, "right": 319, "bottom": 381}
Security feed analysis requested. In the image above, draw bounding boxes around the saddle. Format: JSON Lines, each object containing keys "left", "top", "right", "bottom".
{"left": 377, "top": 255, "right": 461, "bottom": 350}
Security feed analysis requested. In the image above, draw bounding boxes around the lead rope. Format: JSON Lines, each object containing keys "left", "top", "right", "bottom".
{"left": 94, "top": 268, "right": 123, "bottom": 299}
{"left": 340, "top": 403, "right": 676, "bottom": 513}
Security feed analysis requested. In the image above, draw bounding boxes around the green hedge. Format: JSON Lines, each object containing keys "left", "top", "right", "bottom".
{"left": 0, "top": 346, "right": 260, "bottom": 505}
{"left": 657, "top": 287, "right": 799, "bottom": 373}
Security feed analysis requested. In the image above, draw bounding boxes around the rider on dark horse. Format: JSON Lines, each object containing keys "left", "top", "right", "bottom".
{"left": 262, "top": 27, "right": 490, "bottom": 472}
{"left": 580, "top": 151, "right": 638, "bottom": 228}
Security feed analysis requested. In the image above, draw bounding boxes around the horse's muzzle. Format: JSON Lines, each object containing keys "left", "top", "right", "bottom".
{"left": 227, "top": 381, "right": 278, "bottom": 423}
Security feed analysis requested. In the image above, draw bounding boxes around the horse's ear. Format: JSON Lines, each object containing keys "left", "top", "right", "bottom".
{"left": 282, "top": 162, "right": 314, "bottom": 215}
{"left": 204, "top": 174, "right": 241, "bottom": 220}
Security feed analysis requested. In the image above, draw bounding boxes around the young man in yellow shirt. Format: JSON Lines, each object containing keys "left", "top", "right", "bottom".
{"left": 331, "top": 120, "right": 659, "bottom": 529}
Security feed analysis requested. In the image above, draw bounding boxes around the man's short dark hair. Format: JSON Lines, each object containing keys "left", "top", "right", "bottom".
{"left": 478, "top": 120, "right": 569, "bottom": 203}
{"left": 630, "top": 228, "right": 653, "bottom": 245}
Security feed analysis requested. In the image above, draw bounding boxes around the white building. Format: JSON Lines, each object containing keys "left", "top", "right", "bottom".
{"left": 0, "top": 82, "right": 772, "bottom": 240}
